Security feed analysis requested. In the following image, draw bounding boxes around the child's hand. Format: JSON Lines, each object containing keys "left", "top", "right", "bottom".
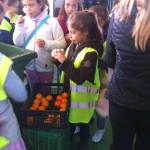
{"left": 17, "top": 15, "right": 25, "bottom": 24}
{"left": 36, "top": 39, "right": 45, "bottom": 48}
{"left": 51, "top": 49, "right": 66, "bottom": 63}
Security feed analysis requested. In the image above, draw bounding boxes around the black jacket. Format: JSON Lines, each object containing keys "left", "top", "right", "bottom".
{"left": 59, "top": 40, "right": 103, "bottom": 92}
{"left": 105, "top": 6, "right": 150, "bottom": 110}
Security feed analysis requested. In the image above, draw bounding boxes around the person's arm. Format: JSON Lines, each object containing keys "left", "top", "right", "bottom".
{"left": 4, "top": 70, "right": 27, "bottom": 103}
{"left": 60, "top": 52, "right": 98, "bottom": 85}
{"left": 44, "top": 18, "right": 66, "bottom": 51}
{"left": 104, "top": 13, "right": 116, "bottom": 69}
{"left": 13, "top": 15, "right": 26, "bottom": 47}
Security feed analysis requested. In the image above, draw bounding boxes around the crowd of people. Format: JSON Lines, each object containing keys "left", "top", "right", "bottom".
{"left": 0, "top": 0, "right": 150, "bottom": 150}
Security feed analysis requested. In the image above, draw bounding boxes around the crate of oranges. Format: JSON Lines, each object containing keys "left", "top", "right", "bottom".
{"left": 21, "top": 83, "right": 69, "bottom": 129}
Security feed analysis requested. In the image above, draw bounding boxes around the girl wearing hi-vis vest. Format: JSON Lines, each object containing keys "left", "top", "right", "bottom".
{"left": 52, "top": 11, "right": 103, "bottom": 150}
{"left": 0, "top": 53, "right": 27, "bottom": 149}
{"left": 13, "top": 0, "right": 66, "bottom": 90}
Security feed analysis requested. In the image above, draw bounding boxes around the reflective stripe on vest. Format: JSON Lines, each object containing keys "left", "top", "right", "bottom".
{"left": 70, "top": 101, "right": 96, "bottom": 108}
{"left": 70, "top": 84, "right": 99, "bottom": 94}
{"left": 0, "top": 18, "right": 12, "bottom": 31}
{"left": 0, "top": 53, "right": 12, "bottom": 100}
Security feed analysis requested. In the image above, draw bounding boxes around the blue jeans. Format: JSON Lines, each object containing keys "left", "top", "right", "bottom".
{"left": 96, "top": 112, "right": 105, "bottom": 130}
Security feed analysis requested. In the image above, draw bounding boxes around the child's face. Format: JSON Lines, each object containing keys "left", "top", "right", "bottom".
{"left": 22, "top": 0, "right": 43, "bottom": 18}
{"left": 99, "top": 19, "right": 106, "bottom": 29}
{"left": 8, "top": 1, "right": 19, "bottom": 14}
{"left": 68, "top": 24, "right": 88, "bottom": 44}
{"left": 64, "top": 0, "right": 78, "bottom": 17}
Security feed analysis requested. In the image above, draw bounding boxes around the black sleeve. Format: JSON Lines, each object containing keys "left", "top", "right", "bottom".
{"left": 59, "top": 52, "right": 98, "bottom": 85}
{"left": 104, "top": 13, "right": 116, "bottom": 69}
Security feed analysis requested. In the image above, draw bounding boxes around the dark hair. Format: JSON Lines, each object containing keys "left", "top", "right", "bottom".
{"left": 90, "top": 5, "right": 109, "bottom": 23}
{"left": 68, "top": 11, "right": 103, "bottom": 41}
{"left": 58, "top": 0, "right": 83, "bottom": 21}
{"left": 8, "top": 0, "right": 18, "bottom": 6}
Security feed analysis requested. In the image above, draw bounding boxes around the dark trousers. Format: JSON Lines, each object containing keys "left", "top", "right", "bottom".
{"left": 109, "top": 101, "right": 150, "bottom": 150}
{"left": 70, "top": 123, "right": 89, "bottom": 140}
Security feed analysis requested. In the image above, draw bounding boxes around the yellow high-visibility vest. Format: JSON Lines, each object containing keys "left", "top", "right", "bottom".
{"left": 61, "top": 47, "right": 100, "bottom": 123}
{"left": 0, "top": 18, "right": 12, "bottom": 32}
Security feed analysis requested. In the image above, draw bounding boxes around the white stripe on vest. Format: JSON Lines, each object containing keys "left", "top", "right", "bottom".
{"left": 70, "top": 85, "right": 99, "bottom": 94}
{"left": 70, "top": 101, "right": 96, "bottom": 108}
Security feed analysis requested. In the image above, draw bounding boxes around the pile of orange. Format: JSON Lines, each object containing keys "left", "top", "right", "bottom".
{"left": 30, "top": 93, "right": 53, "bottom": 110}
{"left": 30, "top": 91, "right": 69, "bottom": 112}
{"left": 54, "top": 92, "right": 69, "bottom": 111}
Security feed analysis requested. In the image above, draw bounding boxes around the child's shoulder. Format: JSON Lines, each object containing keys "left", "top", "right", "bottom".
{"left": 47, "top": 16, "right": 60, "bottom": 25}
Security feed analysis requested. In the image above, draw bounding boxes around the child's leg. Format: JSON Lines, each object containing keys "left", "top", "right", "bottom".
{"left": 92, "top": 112, "right": 105, "bottom": 142}
{"left": 78, "top": 123, "right": 89, "bottom": 149}
{"left": 70, "top": 123, "right": 76, "bottom": 142}
{"left": 96, "top": 112, "right": 105, "bottom": 130}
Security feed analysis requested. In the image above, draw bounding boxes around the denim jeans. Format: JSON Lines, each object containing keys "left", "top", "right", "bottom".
{"left": 96, "top": 111, "right": 105, "bottom": 130}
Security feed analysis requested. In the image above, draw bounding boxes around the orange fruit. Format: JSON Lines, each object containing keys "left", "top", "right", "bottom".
{"left": 56, "top": 95, "right": 62, "bottom": 101}
{"left": 33, "top": 99, "right": 41, "bottom": 105}
{"left": 54, "top": 100, "right": 61, "bottom": 107}
{"left": 32, "top": 104, "right": 39, "bottom": 110}
{"left": 60, "top": 103, "right": 67, "bottom": 109}
{"left": 40, "top": 97, "right": 47, "bottom": 102}
{"left": 38, "top": 106, "right": 46, "bottom": 110}
{"left": 41, "top": 100, "right": 49, "bottom": 108}
{"left": 59, "top": 108, "right": 66, "bottom": 111}
{"left": 35, "top": 93, "right": 43, "bottom": 99}
{"left": 61, "top": 98, "right": 68, "bottom": 104}
{"left": 61, "top": 92, "right": 69, "bottom": 98}
{"left": 46, "top": 95, "right": 53, "bottom": 101}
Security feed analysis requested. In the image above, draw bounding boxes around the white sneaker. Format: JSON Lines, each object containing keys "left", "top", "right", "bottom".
{"left": 91, "top": 129, "right": 105, "bottom": 143}
{"left": 74, "top": 125, "right": 80, "bottom": 134}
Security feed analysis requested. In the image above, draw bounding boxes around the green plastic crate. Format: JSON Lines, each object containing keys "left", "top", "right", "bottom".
{"left": 0, "top": 42, "right": 37, "bottom": 79}
{"left": 28, "top": 127, "right": 70, "bottom": 150}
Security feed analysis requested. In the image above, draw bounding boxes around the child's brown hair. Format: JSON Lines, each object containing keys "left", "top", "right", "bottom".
{"left": 68, "top": 11, "right": 103, "bottom": 41}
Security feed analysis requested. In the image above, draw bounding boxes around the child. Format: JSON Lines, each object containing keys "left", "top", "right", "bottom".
{"left": 0, "top": 52, "right": 27, "bottom": 149}
{"left": 0, "top": 0, "right": 19, "bottom": 45}
{"left": 13, "top": 0, "right": 66, "bottom": 90}
{"left": 58, "top": 0, "right": 83, "bottom": 48}
{"left": 54, "top": 0, "right": 83, "bottom": 85}
{"left": 89, "top": 5, "right": 109, "bottom": 143}
{"left": 52, "top": 11, "right": 103, "bottom": 150}
{"left": 5, "top": 0, "right": 19, "bottom": 23}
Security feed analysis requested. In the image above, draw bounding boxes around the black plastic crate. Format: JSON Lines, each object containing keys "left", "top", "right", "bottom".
{"left": 21, "top": 83, "right": 69, "bottom": 129}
